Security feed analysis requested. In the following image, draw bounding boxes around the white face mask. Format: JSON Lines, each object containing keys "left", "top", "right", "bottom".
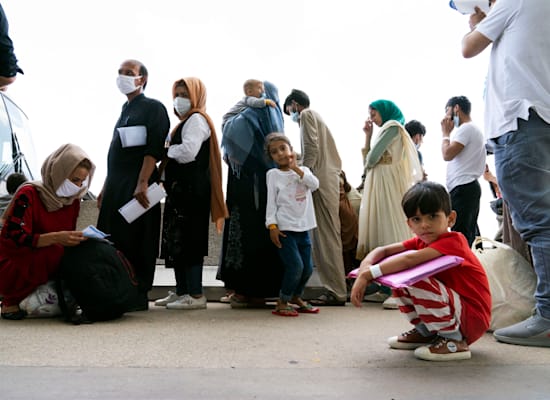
{"left": 173, "top": 97, "right": 192, "bottom": 116}
{"left": 453, "top": 114, "right": 460, "bottom": 128}
{"left": 56, "top": 177, "right": 88, "bottom": 198}
{"left": 116, "top": 75, "right": 141, "bottom": 95}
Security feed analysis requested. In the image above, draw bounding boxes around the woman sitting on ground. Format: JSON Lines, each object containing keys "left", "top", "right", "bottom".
{"left": 0, "top": 143, "right": 95, "bottom": 320}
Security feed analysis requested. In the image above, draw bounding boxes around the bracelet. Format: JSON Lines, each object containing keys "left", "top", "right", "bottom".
{"left": 268, "top": 224, "right": 278, "bottom": 230}
{"left": 442, "top": 137, "right": 450, "bottom": 143}
{"left": 370, "top": 264, "right": 383, "bottom": 279}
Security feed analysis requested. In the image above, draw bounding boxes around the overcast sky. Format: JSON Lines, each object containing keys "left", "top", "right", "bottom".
{"left": 3, "top": 0, "right": 498, "bottom": 235}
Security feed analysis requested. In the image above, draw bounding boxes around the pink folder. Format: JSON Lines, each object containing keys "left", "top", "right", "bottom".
{"left": 347, "top": 251, "right": 464, "bottom": 288}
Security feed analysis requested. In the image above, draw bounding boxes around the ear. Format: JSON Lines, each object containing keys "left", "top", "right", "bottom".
{"left": 447, "top": 210, "right": 457, "bottom": 228}
{"left": 454, "top": 104, "right": 461, "bottom": 115}
{"left": 137, "top": 75, "right": 146, "bottom": 87}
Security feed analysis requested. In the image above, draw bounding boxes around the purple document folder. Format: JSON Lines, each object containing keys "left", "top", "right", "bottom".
{"left": 347, "top": 251, "right": 464, "bottom": 288}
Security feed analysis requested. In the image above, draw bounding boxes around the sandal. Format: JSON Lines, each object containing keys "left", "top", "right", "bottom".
{"left": 230, "top": 295, "right": 269, "bottom": 309}
{"left": 296, "top": 303, "right": 320, "bottom": 314}
{"left": 309, "top": 293, "right": 346, "bottom": 307}
{"left": 220, "top": 292, "right": 235, "bottom": 303}
{"left": 272, "top": 307, "right": 299, "bottom": 317}
{"left": 229, "top": 294, "right": 249, "bottom": 309}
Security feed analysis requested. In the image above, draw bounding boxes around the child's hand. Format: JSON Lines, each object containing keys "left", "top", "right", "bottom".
{"left": 350, "top": 273, "right": 371, "bottom": 307}
{"left": 266, "top": 99, "right": 276, "bottom": 108}
{"left": 288, "top": 153, "right": 297, "bottom": 169}
{"left": 289, "top": 153, "right": 304, "bottom": 178}
{"left": 350, "top": 261, "right": 375, "bottom": 307}
{"left": 269, "top": 227, "right": 286, "bottom": 248}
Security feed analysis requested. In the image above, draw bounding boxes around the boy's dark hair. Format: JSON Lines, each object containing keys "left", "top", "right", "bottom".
{"left": 264, "top": 132, "right": 292, "bottom": 160}
{"left": 405, "top": 120, "right": 426, "bottom": 137}
{"left": 283, "top": 89, "right": 310, "bottom": 115}
{"left": 6, "top": 172, "right": 27, "bottom": 194}
{"left": 446, "top": 96, "right": 471, "bottom": 115}
{"left": 402, "top": 181, "right": 452, "bottom": 218}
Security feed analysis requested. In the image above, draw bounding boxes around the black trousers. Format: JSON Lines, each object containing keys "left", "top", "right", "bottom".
{"left": 450, "top": 179, "right": 481, "bottom": 247}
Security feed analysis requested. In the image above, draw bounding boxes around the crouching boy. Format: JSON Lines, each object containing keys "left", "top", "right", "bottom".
{"left": 351, "top": 181, "right": 491, "bottom": 361}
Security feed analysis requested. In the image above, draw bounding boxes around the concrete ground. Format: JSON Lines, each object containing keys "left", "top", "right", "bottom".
{"left": 1, "top": 285, "right": 549, "bottom": 399}
{"left": 2, "top": 200, "right": 543, "bottom": 399}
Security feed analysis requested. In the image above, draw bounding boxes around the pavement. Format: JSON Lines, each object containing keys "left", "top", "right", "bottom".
{"left": 2, "top": 200, "right": 546, "bottom": 399}
{"left": 1, "top": 264, "right": 549, "bottom": 400}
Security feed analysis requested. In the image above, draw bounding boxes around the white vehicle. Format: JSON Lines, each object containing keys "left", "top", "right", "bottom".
{"left": 0, "top": 91, "right": 39, "bottom": 195}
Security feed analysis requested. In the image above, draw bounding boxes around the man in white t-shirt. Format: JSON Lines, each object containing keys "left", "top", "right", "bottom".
{"left": 441, "top": 95, "right": 486, "bottom": 247}
{"left": 462, "top": 0, "right": 550, "bottom": 348}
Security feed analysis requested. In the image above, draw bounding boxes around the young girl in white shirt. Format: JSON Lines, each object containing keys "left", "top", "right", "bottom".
{"left": 264, "top": 133, "right": 320, "bottom": 316}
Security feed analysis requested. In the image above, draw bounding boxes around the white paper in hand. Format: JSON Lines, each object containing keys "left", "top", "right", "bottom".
{"left": 82, "top": 225, "right": 110, "bottom": 240}
{"left": 118, "top": 183, "right": 166, "bottom": 224}
{"left": 117, "top": 125, "right": 147, "bottom": 148}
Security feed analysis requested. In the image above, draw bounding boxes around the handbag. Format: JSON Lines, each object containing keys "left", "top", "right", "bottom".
{"left": 19, "top": 281, "right": 62, "bottom": 318}
{"left": 472, "top": 237, "right": 536, "bottom": 331}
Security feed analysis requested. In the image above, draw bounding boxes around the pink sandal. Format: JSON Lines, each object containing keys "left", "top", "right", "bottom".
{"left": 272, "top": 307, "right": 299, "bottom": 317}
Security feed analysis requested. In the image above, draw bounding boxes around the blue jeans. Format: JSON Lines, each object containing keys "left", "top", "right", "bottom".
{"left": 277, "top": 231, "right": 313, "bottom": 302}
{"left": 174, "top": 262, "right": 203, "bottom": 296}
{"left": 492, "top": 110, "right": 550, "bottom": 319}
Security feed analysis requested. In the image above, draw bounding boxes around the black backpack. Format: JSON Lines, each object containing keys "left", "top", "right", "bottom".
{"left": 57, "top": 240, "right": 140, "bottom": 322}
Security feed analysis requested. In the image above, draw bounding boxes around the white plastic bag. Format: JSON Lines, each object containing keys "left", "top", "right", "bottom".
{"left": 472, "top": 237, "right": 536, "bottom": 331}
{"left": 19, "top": 281, "right": 61, "bottom": 318}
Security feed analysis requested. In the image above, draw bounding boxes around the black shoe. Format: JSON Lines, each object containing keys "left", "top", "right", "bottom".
{"left": 128, "top": 294, "right": 149, "bottom": 312}
{"left": 1, "top": 309, "right": 27, "bottom": 320}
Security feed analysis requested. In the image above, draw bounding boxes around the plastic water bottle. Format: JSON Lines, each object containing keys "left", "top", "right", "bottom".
{"left": 449, "top": 0, "right": 490, "bottom": 15}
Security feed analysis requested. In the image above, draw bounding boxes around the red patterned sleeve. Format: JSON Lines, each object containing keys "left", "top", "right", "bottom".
{"left": 4, "top": 189, "right": 38, "bottom": 247}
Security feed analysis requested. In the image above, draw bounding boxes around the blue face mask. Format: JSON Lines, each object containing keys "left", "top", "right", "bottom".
{"left": 291, "top": 111, "right": 300, "bottom": 123}
{"left": 453, "top": 114, "right": 460, "bottom": 128}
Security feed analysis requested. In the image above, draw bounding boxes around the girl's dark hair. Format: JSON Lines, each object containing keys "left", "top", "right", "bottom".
{"left": 340, "top": 170, "right": 351, "bottom": 193}
{"left": 402, "top": 181, "right": 452, "bottom": 218}
{"left": 264, "top": 132, "right": 292, "bottom": 159}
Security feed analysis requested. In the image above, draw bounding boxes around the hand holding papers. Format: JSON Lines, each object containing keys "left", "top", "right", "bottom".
{"left": 118, "top": 183, "right": 166, "bottom": 224}
{"left": 347, "top": 251, "right": 464, "bottom": 289}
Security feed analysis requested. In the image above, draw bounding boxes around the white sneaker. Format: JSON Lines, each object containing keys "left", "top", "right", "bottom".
{"left": 154, "top": 291, "right": 179, "bottom": 307}
{"left": 166, "top": 295, "right": 207, "bottom": 310}
{"left": 382, "top": 296, "right": 399, "bottom": 310}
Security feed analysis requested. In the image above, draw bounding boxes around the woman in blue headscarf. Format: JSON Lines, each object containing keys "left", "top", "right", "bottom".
{"left": 218, "top": 81, "right": 285, "bottom": 307}
{"left": 356, "top": 100, "right": 422, "bottom": 263}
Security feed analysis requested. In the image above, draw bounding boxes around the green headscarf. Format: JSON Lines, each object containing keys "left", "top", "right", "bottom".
{"left": 369, "top": 99, "right": 405, "bottom": 125}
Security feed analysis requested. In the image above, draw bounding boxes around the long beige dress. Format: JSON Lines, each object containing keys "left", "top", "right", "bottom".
{"left": 299, "top": 108, "right": 347, "bottom": 301}
{"left": 356, "top": 120, "right": 422, "bottom": 259}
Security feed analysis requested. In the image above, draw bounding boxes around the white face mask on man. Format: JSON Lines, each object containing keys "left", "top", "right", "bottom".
{"left": 55, "top": 177, "right": 88, "bottom": 198}
{"left": 173, "top": 97, "right": 192, "bottom": 116}
{"left": 116, "top": 75, "right": 141, "bottom": 95}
